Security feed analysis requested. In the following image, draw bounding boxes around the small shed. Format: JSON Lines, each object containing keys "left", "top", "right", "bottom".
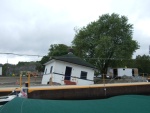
{"left": 42, "top": 53, "right": 95, "bottom": 85}
{"left": 107, "top": 68, "right": 138, "bottom": 78}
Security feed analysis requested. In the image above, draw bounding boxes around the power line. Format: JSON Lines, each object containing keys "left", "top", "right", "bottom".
{"left": 0, "top": 52, "right": 149, "bottom": 61}
{"left": 0, "top": 52, "right": 44, "bottom": 57}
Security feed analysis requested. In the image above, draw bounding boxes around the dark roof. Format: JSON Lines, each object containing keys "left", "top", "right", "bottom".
{"left": 52, "top": 53, "right": 95, "bottom": 69}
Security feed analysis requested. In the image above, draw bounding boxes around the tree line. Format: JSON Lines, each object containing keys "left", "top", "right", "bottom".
{"left": 37, "top": 44, "right": 150, "bottom": 75}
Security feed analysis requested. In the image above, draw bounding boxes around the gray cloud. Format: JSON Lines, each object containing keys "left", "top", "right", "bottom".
{"left": 0, "top": 0, "right": 75, "bottom": 56}
{"left": 0, "top": 0, "right": 150, "bottom": 64}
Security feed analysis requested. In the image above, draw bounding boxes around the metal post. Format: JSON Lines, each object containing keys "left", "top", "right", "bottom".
{"left": 49, "top": 74, "right": 53, "bottom": 86}
{"left": 28, "top": 73, "right": 30, "bottom": 87}
{"left": 20, "top": 74, "right": 22, "bottom": 88}
{"left": 103, "top": 74, "right": 105, "bottom": 85}
{"left": 143, "top": 73, "right": 144, "bottom": 82}
{"left": 103, "top": 73, "right": 106, "bottom": 97}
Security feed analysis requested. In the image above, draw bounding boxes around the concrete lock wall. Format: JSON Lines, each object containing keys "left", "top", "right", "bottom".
{"left": 28, "top": 84, "right": 150, "bottom": 100}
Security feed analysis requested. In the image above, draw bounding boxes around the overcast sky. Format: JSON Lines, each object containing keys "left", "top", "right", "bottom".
{"left": 0, "top": 0, "right": 150, "bottom": 64}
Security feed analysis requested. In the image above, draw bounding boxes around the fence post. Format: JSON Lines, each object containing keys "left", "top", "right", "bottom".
{"left": 28, "top": 73, "right": 30, "bottom": 87}
{"left": 20, "top": 74, "right": 22, "bottom": 87}
{"left": 49, "top": 74, "right": 53, "bottom": 86}
{"left": 103, "top": 73, "right": 105, "bottom": 85}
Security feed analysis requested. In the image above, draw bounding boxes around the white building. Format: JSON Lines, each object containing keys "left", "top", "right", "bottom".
{"left": 0, "top": 64, "right": 2, "bottom": 76}
{"left": 42, "top": 53, "right": 95, "bottom": 85}
{"left": 107, "top": 68, "right": 138, "bottom": 78}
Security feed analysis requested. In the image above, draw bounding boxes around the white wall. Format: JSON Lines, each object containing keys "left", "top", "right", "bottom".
{"left": 44, "top": 61, "right": 55, "bottom": 75}
{"left": 41, "top": 61, "right": 55, "bottom": 84}
{"left": 54, "top": 60, "right": 94, "bottom": 80}
{"left": 118, "top": 68, "right": 132, "bottom": 76}
{"left": 42, "top": 60, "right": 94, "bottom": 85}
{"left": 54, "top": 60, "right": 94, "bottom": 84}
{"left": 107, "top": 68, "right": 133, "bottom": 78}
{"left": 77, "top": 79, "right": 93, "bottom": 85}
{"left": 41, "top": 74, "right": 51, "bottom": 84}
{"left": 54, "top": 60, "right": 67, "bottom": 75}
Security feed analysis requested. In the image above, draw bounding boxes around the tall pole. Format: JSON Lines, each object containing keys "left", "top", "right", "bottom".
{"left": 103, "top": 73, "right": 105, "bottom": 85}
{"left": 20, "top": 74, "right": 22, "bottom": 88}
{"left": 103, "top": 73, "right": 106, "bottom": 96}
{"left": 28, "top": 73, "right": 30, "bottom": 87}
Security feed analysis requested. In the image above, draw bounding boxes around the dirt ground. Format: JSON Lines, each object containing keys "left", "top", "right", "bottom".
{"left": 94, "top": 75, "right": 148, "bottom": 84}
{"left": 0, "top": 76, "right": 43, "bottom": 87}
{"left": 0, "top": 75, "right": 148, "bottom": 87}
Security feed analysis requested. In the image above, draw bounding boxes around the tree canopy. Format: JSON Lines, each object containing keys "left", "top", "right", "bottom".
{"left": 37, "top": 44, "right": 69, "bottom": 72}
{"left": 48, "top": 44, "right": 69, "bottom": 57}
{"left": 72, "top": 13, "right": 139, "bottom": 74}
{"left": 135, "top": 55, "right": 150, "bottom": 75}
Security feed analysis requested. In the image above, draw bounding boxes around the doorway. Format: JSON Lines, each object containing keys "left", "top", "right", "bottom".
{"left": 113, "top": 69, "right": 118, "bottom": 78}
{"left": 64, "top": 66, "right": 72, "bottom": 80}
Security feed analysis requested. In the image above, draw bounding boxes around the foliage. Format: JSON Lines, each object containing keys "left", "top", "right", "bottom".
{"left": 17, "top": 61, "right": 38, "bottom": 66}
{"left": 2, "top": 64, "right": 7, "bottom": 76}
{"left": 17, "top": 62, "right": 27, "bottom": 66}
{"left": 2, "top": 62, "right": 39, "bottom": 76}
{"left": 48, "top": 44, "right": 69, "bottom": 57}
{"left": 36, "top": 56, "right": 49, "bottom": 72}
{"left": 37, "top": 44, "right": 69, "bottom": 72}
{"left": 109, "top": 58, "right": 136, "bottom": 69}
{"left": 135, "top": 55, "right": 150, "bottom": 75}
{"left": 72, "top": 13, "right": 139, "bottom": 74}
{"left": 2, "top": 64, "right": 15, "bottom": 76}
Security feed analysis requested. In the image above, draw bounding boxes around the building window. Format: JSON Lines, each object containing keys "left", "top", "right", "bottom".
{"left": 80, "top": 71, "right": 87, "bottom": 79}
{"left": 44, "top": 68, "right": 47, "bottom": 74}
{"left": 50, "top": 66, "right": 53, "bottom": 73}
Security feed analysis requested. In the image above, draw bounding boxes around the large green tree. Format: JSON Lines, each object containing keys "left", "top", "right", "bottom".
{"left": 72, "top": 13, "right": 139, "bottom": 74}
{"left": 37, "top": 44, "right": 69, "bottom": 72}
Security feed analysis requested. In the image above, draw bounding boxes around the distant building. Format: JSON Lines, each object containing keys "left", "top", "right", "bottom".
{"left": 107, "top": 67, "right": 138, "bottom": 78}
{"left": 0, "top": 64, "right": 2, "bottom": 76}
{"left": 42, "top": 53, "right": 95, "bottom": 85}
